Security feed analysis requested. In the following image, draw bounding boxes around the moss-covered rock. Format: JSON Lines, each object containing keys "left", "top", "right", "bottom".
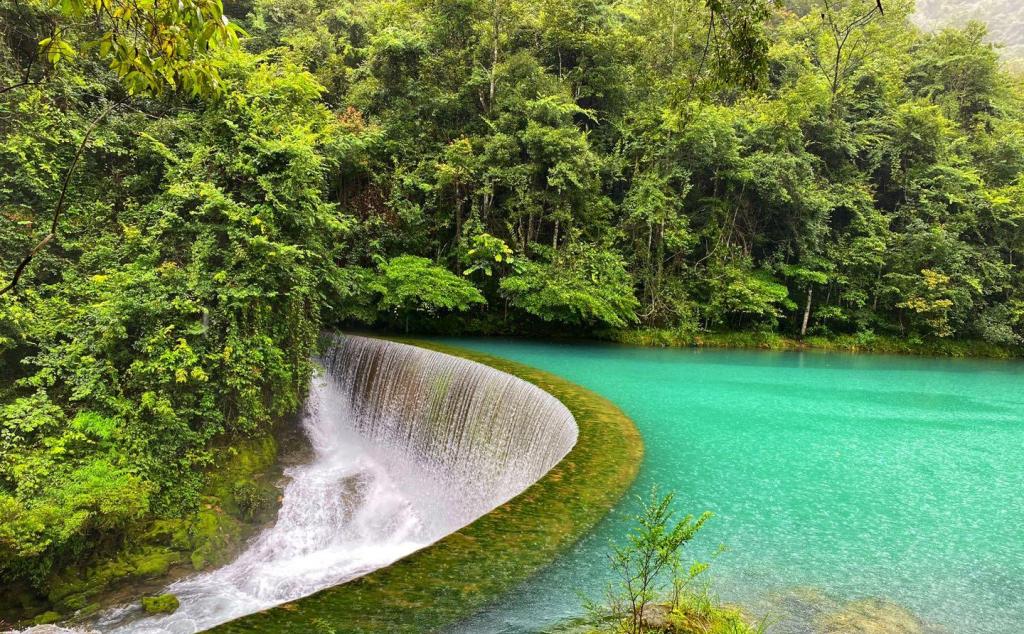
{"left": 143, "top": 518, "right": 193, "bottom": 550}
{"left": 231, "top": 480, "right": 276, "bottom": 520}
{"left": 206, "top": 434, "right": 278, "bottom": 520}
{"left": 127, "top": 548, "right": 179, "bottom": 578}
{"left": 3, "top": 433, "right": 285, "bottom": 627}
{"left": 141, "top": 593, "right": 180, "bottom": 614}
{"left": 760, "top": 587, "right": 947, "bottom": 634}
{"left": 76, "top": 602, "right": 102, "bottom": 618}
{"left": 52, "top": 592, "right": 88, "bottom": 613}
{"left": 818, "top": 597, "right": 930, "bottom": 634}
{"left": 0, "top": 585, "right": 50, "bottom": 625}
{"left": 32, "top": 610, "right": 61, "bottom": 625}
{"left": 45, "top": 546, "right": 184, "bottom": 613}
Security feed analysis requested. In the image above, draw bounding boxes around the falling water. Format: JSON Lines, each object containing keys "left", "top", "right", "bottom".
{"left": 93, "top": 335, "right": 577, "bottom": 634}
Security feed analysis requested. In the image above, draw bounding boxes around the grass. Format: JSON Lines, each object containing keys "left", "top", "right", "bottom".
{"left": 212, "top": 337, "right": 644, "bottom": 634}
{"left": 604, "top": 328, "right": 1022, "bottom": 359}
{"left": 668, "top": 587, "right": 767, "bottom": 634}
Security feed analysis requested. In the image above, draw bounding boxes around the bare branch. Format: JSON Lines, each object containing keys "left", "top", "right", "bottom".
{"left": 0, "top": 79, "right": 44, "bottom": 94}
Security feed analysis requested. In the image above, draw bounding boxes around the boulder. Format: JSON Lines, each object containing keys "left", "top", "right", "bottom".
{"left": 640, "top": 603, "right": 674, "bottom": 631}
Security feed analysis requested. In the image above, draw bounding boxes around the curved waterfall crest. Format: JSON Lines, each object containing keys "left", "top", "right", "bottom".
{"left": 322, "top": 334, "right": 579, "bottom": 530}
{"left": 96, "top": 334, "right": 577, "bottom": 634}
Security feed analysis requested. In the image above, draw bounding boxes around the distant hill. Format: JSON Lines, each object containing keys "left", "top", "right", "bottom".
{"left": 913, "top": 0, "right": 1024, "bottom": 61}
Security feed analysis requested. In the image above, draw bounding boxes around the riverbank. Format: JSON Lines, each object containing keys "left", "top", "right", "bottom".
{"left": 212, "top": 337, "right": 644, "bottom": 634}
{"left": 603, "top": 328, "right": 1022, "bottom": 359}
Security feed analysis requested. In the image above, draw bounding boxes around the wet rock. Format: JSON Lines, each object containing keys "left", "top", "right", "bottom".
{"left": 17, "top": 626, "right": 100, "bottom": 634}
{"left": 31, "top": 611, "right": 61, "bottom": 625}
{"left": 759, "top": 587, "right": 949, "bottom": 634}
{"left": 817, "top": 597, "right": 936, "bottom": 634}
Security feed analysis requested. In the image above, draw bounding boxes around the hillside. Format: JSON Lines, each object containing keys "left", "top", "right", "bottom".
{"left": 914, "top": 0, "right": 1024, "bottom": 60}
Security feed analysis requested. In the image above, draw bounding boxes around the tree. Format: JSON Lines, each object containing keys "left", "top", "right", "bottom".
{"left": 371, "top": 255, "right": 485, "bottom": 331}
{"left": 906, "top": 21, "right": 1001, "bottom": 129}
{"left": 0, "top": 47, "right": 357, "bottom": 586}
{"left": 500, "top": 243, "right": 639, "bottom": 328}
{"left": 780, "top": 262, "right": 830, "bottom": 336}
{"left": 594, "top": 490, "right": 712, "bottom": 634}
{"left": 621, "top": 168, "right": 695, "bottom": 326}
{"left": 461, "top": 231, "right": 516, "bottom": 278}
{"left": 704, "top": 258, "right": 796, "bottom": 330}
{"left": 0, "top": 0, "right": 244, "bottom": 297}
{"left": 19, "top": 0, "right": 243, "bottom": 97}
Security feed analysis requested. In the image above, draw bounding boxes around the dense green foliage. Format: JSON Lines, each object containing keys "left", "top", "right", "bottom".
{"left": 209, "top": 0, "right": 1024, "bottom": 345}
{"left": 371, "top": 255, "right": 485, "bottom": 329}
{"left": 2, "top": 0, "right": 1023, "bottom": 618}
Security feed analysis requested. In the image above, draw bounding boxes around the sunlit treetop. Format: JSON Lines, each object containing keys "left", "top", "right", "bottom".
{"left": 37, "top": 0, "right": 244, "bottom": 97}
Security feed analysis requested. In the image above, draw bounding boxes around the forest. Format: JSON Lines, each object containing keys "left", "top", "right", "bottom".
{"left": 2, "top": 0, "right": 1023, "bottom": 623}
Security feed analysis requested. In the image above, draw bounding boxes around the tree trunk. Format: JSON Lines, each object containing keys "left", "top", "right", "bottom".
{"left": 801, "top": 287, "right": 813, "bottom": 337}
{"left": 454, "top": 183, "right": 462, "bottom": 247}
{"left": 489, "top": 0, "right": 499, "bottom": 111}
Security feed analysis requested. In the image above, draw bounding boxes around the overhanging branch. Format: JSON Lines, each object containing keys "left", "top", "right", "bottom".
{"left": 0, "top": 99, "right": 123, "bottom": 296}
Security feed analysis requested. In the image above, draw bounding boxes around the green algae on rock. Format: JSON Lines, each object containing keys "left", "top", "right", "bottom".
{"left": 141, "top": 594, "right": 180, "bottom": 615}
{"left": 31, "top": 611, "right": 62, "bottom": 625}
{"left": 211, "top": 337, "right": 643, "bottom": 633}
{"left": 817, "top": 597, "right": 947, "bottom": 634}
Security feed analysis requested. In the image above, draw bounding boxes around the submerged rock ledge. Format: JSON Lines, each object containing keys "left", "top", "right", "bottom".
{"left": 213, "top": 335, "right": 643, "bottom": 633}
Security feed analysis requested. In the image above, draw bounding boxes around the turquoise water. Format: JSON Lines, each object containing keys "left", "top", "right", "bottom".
{"left": 438, "top": 340, "right": 1024, "bottom": 634}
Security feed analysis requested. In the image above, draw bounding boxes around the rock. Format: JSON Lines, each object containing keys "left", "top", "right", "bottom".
{"left": 760, "top": 587, "right": 949, "bottom": 634}
{"left": 818, "top": 597, "right": 927, "bottom": 633}
{"left": 640, "top": 603, "right": 674, "bottom": 631}
{"left": 17, "top": 627, "right": 100, "bottom": 634}
{"left": 141, "top": 593, "right": 180, "bottom": 614}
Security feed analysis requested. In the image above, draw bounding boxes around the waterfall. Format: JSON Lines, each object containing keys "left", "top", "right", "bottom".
{"left": 94, "top": 335, "right": 577, "bottom": 633}
{"left": 322, "top": 335, "right": 578, "bottom": 533}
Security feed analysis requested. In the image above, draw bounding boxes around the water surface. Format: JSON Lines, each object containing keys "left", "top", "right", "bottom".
{"left": 440, "top": 340, "right": 1024, "bottom": 634}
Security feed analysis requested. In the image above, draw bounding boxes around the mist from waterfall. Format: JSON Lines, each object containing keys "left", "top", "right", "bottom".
{"left": 95, "top": 335, "right": 577, "bottom": 633}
